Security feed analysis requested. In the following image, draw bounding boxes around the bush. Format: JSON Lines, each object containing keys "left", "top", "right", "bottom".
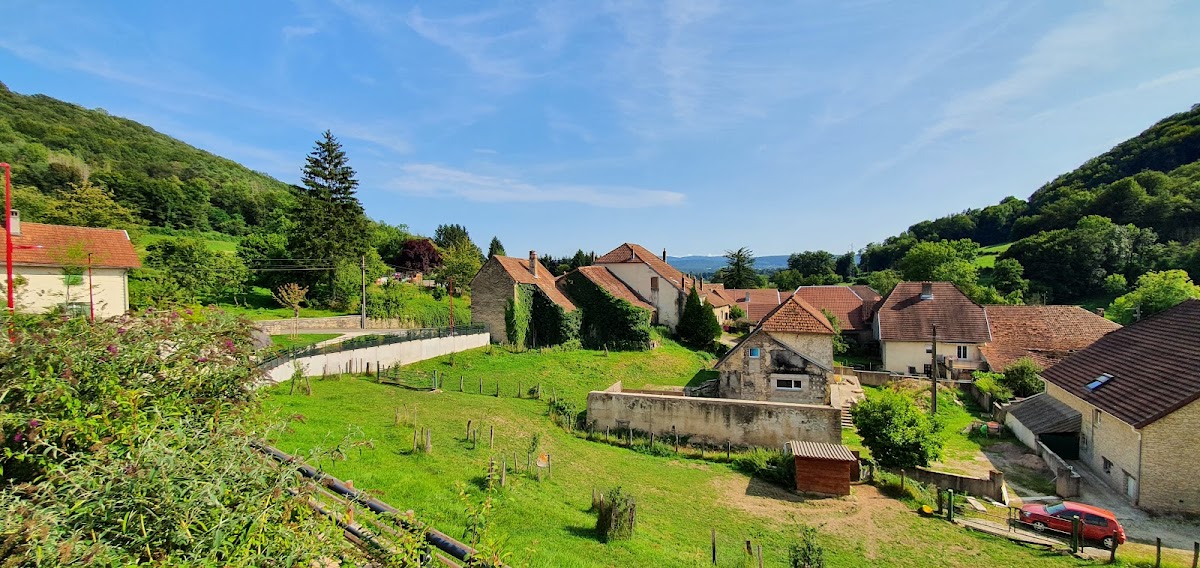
{"left": 732, "top": 448, "right": 795, "bottom": 487}
{"left": 851, "top": 391, "right": 943, "bottom": 469}
{"left": 595, "top": 487, "right": 637, "bottom": 542}
{"left": 1001, "top": 357, "right": 1044, "bottom": 398}
{"left": 677, "top": 287, "right": 721, "bottom": 350}
{"left": 972, "top": 371, "right": 1014, "bottom": 403}
{"left": 788, "top": 525, "right": 825, "bottom": 568}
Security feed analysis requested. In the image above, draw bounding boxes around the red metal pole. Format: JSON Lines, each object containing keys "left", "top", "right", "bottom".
{"left": 2, "top": 162, "right": 11, "bottom": 317}
{"left": 87, "top": 252, "right": 95, "bottom": 323}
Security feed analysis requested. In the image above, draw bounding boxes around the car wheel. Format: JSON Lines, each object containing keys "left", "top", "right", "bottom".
{"left": 1101, "top": 536, "right": 1115, "bottom": 550}
{"left": 1032, "top": 521, "right": 1047, "bottom": 532}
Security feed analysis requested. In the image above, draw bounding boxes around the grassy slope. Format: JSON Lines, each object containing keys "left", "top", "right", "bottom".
{"left": 220, "top": 287, "right": 352, "bottom": 320}
{"left": 134, "top": 232, "right": 239, "bottom": 254}
{"left": 973, "top": 242, "right": 1012, "bottom": 269}
{"left": 266, "top": 345, "right": 1105, "bottom": 568}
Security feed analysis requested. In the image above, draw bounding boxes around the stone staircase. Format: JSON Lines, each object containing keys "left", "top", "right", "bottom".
{"left": 840, "top": 399, "right": 856, "bottom": 429}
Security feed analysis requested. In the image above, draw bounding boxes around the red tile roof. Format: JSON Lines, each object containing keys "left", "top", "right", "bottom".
{"left": 702, "top": 288, "right": 732, "bottom": 308}
{"left": 12, "top": 222, "right": 140, "bottom": 269}
{"left": 724, "top": 288, "right": 786, "bottom": 323}
{"left": 876, "top": 282, "right": 990, "bottom": 343}
{"left": 595, "top": 243, "right": 694, "bottom": 291}
{"left": 492, "top": 256, "right": 576, "bottom": 311}
{"left": 981, "top": 305, "right": 1120, "bottom": 371}
{"left": 1041, "top": 299, "right": 1200, "bottom": 428}
{"left": 573, "top": 266, "right": 654, "bottom": 311}
{"left": 793, "top": 285, "right": 873, "bottom": 331}
{"left": 759, "top": 295, "right": 835, "bottom": 335}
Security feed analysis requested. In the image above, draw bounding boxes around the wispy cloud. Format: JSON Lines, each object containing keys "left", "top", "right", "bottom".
{"left": 403, "top": 7, "right": 532, "bottom": 81}
{"left": 388, "top": 164, "right": 685, "bottom": 208}
{"left": 282, "top": 25, "right": 319, "bottom": 40}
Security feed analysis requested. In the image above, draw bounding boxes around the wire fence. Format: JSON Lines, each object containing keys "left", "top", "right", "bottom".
{"left": 257, "top": 324, "right": 487, "bottom": 373}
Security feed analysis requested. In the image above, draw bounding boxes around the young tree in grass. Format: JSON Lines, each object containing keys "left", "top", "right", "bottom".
{"left": 851, "top": 390, "right": 942, "bottom": 469}
{"left": 1001, "top": 357, "right": 1044, "bottom": 398}
{"left": 721, "top": 247, "right": 758, "bottom": 289}
{"left": 677, "top": 287, "right": 721, "bottom": 349}
{"left": 273, "top": 283, "right": 308, "bottom": 336}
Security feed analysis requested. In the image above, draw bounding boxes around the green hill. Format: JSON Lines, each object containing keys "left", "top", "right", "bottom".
{"left": 0, "top": 81, "right": 293, "bottom": 234}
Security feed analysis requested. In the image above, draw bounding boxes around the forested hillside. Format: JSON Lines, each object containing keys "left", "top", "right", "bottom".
{"left": 848, "top": 103, "right": 1200, "bottom": 307}
{"left": 0, "top": 81, "right": 292, "bottom": 233}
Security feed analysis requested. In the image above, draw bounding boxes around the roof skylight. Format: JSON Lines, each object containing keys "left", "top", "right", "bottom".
{"left": 1085, "top": 373, "right": 1114, "bottom": 392}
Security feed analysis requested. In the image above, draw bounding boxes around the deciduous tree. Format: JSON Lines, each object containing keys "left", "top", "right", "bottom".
{"left": 851, "top": 391, "right": 942, "bottom": 469}
{"left": 1106, "top": 269, "right": 1200, "bottom": 324}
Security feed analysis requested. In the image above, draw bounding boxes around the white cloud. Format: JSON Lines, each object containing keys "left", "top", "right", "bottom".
{"left": 388, "top": 163, "right": 684, "bottom": 208}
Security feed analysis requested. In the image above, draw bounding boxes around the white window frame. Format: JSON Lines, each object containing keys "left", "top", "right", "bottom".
{"left": 775, "top": 378, "right": 802, "bottom": 390}
{"left": 956, "top": 345, "right": 968, "bottom": 359}
{"left": 748, "top": 347, "right": 761, "bottom": 359}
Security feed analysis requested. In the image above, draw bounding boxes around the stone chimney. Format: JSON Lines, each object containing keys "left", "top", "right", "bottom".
{"left": 745, "top": 292, "right": 751, "bottom": 303}
{"left": 920, "top": 282, "right": 933, "bottom": 300}
{"left": 1095, "top": 307, "right": 1105, "bottom": 317}
{"left": 529, "top": 250, "right": 538, "bottom": 278}
{"left": 7, "top": 209, "right": 19, "bottom": 236}
{"left": 662, "top": 248, "right": 667, "bottom": 262}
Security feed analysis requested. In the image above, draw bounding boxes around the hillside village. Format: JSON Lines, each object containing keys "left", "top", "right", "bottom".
{"left": 6, "top": 5, "right": 1200, "bottom": 565}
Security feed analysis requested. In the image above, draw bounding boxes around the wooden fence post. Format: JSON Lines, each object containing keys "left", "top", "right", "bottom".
{"left": 425, "top": 429, "right": 432, "bottom": 454}
{"left": 489, "top": 425, "right": 495, "bottom": 449}
{"left": 1156, "top": 537, "right": 1162, "bottom": 568}
{"left": 467, "top": 420, "right": 472, "bottom": 439}
{"left": 756, "top": 544, "right": 763, "bottom": 568}
{"left": 501, "top": 457, "right": 507, "bottom": 487}
{"left": 1192, "top": 541, "right": 1198, "bottom": 568}
{"left": 726, "top": 440, "right": 731, "bottom": 460}
{"left": 711, "top": 529, "right": 717, "bottom": 564}
{"left": 1109, "top": 530, "right": 1118, "bottom": 563}
{"left": 547, "top": 454, "right": 552, "bottom": 478}
{"left": 413, "top": 428, "right": 419, "bottom": 453}
{"left": 479, "top": 377, "right": 483, "bottom": 393}
{"left": 459, "top": 375, "right": 464, "bottom": 392}
{"left": 518, "top": 380, "right": 522, "bottom": 398}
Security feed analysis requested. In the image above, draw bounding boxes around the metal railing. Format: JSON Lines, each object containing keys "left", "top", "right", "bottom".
{"left": 258, "top": 324, "right": 487, "bottom": 372}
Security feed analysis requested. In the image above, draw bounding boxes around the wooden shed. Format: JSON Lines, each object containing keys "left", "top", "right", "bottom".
{"left": 786, "top": 440, "right": 857, "bottom": 496}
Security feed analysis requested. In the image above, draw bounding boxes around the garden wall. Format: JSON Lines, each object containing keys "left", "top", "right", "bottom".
{"left": 260, "top": 332, "right": 489, "bottom": 384}
{"left": 898, "top": 467, "right": 1008, "bottom": 504}
{"left": 586, "top": 384, "right": 841, "bottom": 448}
{"left": 1037, "top": 441, "right": 1081, "bottom": 498}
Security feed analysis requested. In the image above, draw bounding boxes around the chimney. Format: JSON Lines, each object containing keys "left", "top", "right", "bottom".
{"left": 745, "top": 292, "right": 751, "bottom": 303}
{"left": 529, "top": 250, "right": 538, "bottom": 278}
{"left": 920, "top": 282, "right": 933, "bottom": 300}
{"left": 662, "top": 248, "right": 667, "bottom": 262}
{"left": 1095, "top": 307, "right": 1105, "bottom": 317}
{"left": 7, "top": 209, "right": 19, "bottom": 237}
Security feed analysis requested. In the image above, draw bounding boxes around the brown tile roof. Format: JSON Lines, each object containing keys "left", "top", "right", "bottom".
{"left": 760, "top": 295, "right": 835, "bottom": 335}
{"left": 1041, "top": 299, "right": 1200, "bottom": 428}
{"left": 876, "top": 282, "right": 991, "bottom": 343}
{"left": 849, "top": 285, "right": 882, "bottom": 303}
{"left": 492, "top": 256, "right": 577, "bottom": 311}
{"left": 702, "top": 289, "right": 732, "bottom": 308}
{"left": 793, "top": 285, "right": 873, "bottom": 331}
{"left": 12, "top": 222, "right": 140, "bottom": 269}
{"left": 981, "top": 305, "right": 1120, "bottom": 371}
{"left": 724, "top": 288, "right": 787, "bottom": 323}
{"left": 595, "top": 243, "right": 694, "bottom": 291}
{"left": 573, "top": 266, "right": 654, "bottom": 311}
{"left": 786, "top": 440, "right": 857, "bottom": 462}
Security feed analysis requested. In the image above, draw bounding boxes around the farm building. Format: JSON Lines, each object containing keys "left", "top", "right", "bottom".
{"left": 787, "top": 440, "right": 858, "bottom": 496}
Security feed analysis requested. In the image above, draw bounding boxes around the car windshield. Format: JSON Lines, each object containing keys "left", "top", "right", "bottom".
{"left": 1045, "top": 503, "right": 1067, "bottom": 514}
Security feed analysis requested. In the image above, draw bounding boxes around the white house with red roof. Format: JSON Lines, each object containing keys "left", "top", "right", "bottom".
{"left": 593, "top": 243, "right": 724, "bottom": 330}
{"left": 8, "top": 212, "right": 141, "bottom": 318}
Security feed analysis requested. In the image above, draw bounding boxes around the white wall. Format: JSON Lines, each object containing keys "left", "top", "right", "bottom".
{"left": 882, "top": 340, "right": 982, "bottom": 374}
{"left": 260, "top": 332, "right": 490, "bottom": 384}
{"left": 15, "top": 265, "right": 128, "bottom": 318}
{"left": 602, "top": 263, "right": 684, "bottom": 329}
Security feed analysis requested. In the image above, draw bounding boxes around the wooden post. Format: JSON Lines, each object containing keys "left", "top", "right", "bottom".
{"left": 745, "top": 540, "right": 752, "bottom": 556}
{"left": 479, "top": 376, "right": 483, "bottom": 393}
{"left": 947, "top": 490, "right": 955, "bottom": 521}
{"left": 1109, "top": 530, "right": 1118, "bottom": 563}
{"left": 1156, "top": 537, "right": 1162, "bottom": 568}
{"left": 547, "top": 454, "right": 552, "bottom": 478}
{"left": 900, "top": 469, "right": 906, "bottom": 492}
{"left": 518, "top": 379, "right": 522, "bottom": 398}
{"left": 376, "top": 361, "right": 380, "bottom": 380}
{"left": 605, "top": 427, "right": 610, "bottom": 443}
{"left": 366, "top": 361, "right": 370, "bottom": 375}
{"left": 425, "top": 429, "right": 432, "bottom": 454}
{"left": 756, "top": 543, "right": 763, "bottom": 568}
{"left": 467, "top": 420, "right": 473, "bottom": 439}
{"left": 527, "top": 452, "right": 532, "bottom": 473}
{"left": 726, "top": 440, "right": 731, "bottom": 460}
{"left": 711, "top": 529, "right": 717, "bottom": 565}
{"left": 489, "top": 425, "right": 495, "bottom": 449}
{"left": 488, "top": 459, "right": 495, "bottom": 486}
{"left": 649, "top": 432, "right": 654, "bottom": 447}
{"left": 459, "top": 375, "right": 464, "bottom": 392}
{"left": 413, "top": 428, "right": 419, "bottom": 453}
{"left": 501, "top": 457, "right": 507, "bottom": 487}
{"left": 495, "top": 381, "right": 500, "bottom": 397}
{"left": 1192, "top": 541, "right": 1198, "bottom": 568}
{"left": 1070, "top": 516, "right": 1080, "bottom": 553}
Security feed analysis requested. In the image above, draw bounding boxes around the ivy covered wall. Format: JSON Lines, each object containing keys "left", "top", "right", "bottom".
{"left": 561, "top": 271, "right": 652, "bottom": 350}
{"left": 504, "top": 284, "right": 532, "bottom": 346}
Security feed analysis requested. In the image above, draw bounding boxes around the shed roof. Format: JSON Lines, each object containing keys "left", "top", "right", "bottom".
{"left": 792, "top": 285, "right": 872, "bottom": 331}
{"left": 1008, "top": 393, "right": 1082, "bottom": 435}
{"left": 786, "top": 441, "right": 857, "bottom": 462}
{"left": 1041, "top": 299, "right": 1200, "bottom": 428}
{"left": 12, "top": 222, "right": 141, "bottom": 269}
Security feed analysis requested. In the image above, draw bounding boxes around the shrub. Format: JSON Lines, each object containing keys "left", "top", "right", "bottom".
{"left": 1001, "top": 357, "right": 1044, "bottom": 398}
{"left": 972, "top": 371, "right": 1014, "bottom": 403}
{"left": 788, "top": 525, "right": 825, "bottom": 568}
{"left": 851, "top": 391, "right": 943, "bottom": 469}
{"left": 595, "top": 487, "right": 636, "bottom": 541}
{"left": 729, "top": 304, "right": 746, "bottom": 320}
{"left": 732, "top": 448, "right": 795, "bottom": 487}
{"left": 677, "top": 287, "right": 720, "bottom": 350}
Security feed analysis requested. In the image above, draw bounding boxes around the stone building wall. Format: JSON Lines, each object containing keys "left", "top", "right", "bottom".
{"left": 1140, "top": 398, "right": 1200, "bottom": 514}
{"left": 468, "top": 259, "right": 517, "bottom": 344}
{"left": 716, "top": 331, "right": 830, "bottom": 405}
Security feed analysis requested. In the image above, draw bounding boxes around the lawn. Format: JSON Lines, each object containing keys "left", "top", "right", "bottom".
{"left": 134, "top": 232, "right": 239, "bottom": 254}
{"left": 269, "top": 333, "right": 342, "bottom": 350}
{"left": 265, "top": 345, "right": 1111, "bottom": 567}
{"left": 973, "top": 242, "right": 1012, "bottom": 269}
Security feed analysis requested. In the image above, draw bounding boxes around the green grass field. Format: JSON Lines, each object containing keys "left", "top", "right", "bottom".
{"left": 220, "top": 287, "right": 354, "bottom": 320}
{"left": 134, "top": 232, "right": 238, "bottom": 254}
{"left": 264, "top": 344, "right": 1118, "bottom": 567}
{"left": 973, "top": 242, "right": 1012, "bottom": 269}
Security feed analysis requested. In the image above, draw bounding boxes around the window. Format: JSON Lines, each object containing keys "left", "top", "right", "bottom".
{"left": 650, "top": 276, "right": 659, "bottom": 291}
{"left": 908, "top": 366, "right": 917, "bottom": 375}
{"left": 925, "top": 344, "right": 933, "bottom": 354}
{"left": 1102, "top": 457, "right": 1113, "bottom": 474}
{"left": 1083, "top": 513, "right": 1109, "bottom": 528}
{"left": 956, "top": 345, "right": 968, "bottom": 359}
{"left": 1093, "top": 409, "right": 1102, "bottom": 425}
{"left": 775, "top": 378, "right": 802, "bottom": 390}
{"left": 923, "top": 364, "right": 932, "bottom": 376}
{"left": 749, "top": 347, "right": 761, "bottom": 358}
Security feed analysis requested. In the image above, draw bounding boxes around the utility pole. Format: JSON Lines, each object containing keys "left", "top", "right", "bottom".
{"left": 360, "top": 255, "right": 366, "bottom": 329}
{"left": 87, "top": 252, "right": 95, "bottom": 324}
{"left": 448, "top": 277, "right": 455, "bottom": 333}
{"left": 931, "top": 323, "right": 938, "bottom": 416}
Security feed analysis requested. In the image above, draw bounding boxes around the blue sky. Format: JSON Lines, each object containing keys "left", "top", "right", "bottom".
{"left": 3, "top": 1, "right": 1200, "bottom": 258}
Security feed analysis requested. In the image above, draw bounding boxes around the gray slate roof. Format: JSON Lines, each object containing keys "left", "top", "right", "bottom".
{"left": 1008, "top": 392, "right": 1082, "bottom": 435}
{"left": 785, "top": 440, "right": 857, "bottom": 462}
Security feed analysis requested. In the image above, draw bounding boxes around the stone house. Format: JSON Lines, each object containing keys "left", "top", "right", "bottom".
{"left": 9, "top": 213, "right": 140, "bottom": 318}
{"left": 874, "top": 282, "right": 991, "bottom": 378}
{"left": 715, "top": 294, "right": 836, "bottom": 405}
{"left": 594, "top": 243, "right": 710, "bottom": 331}
{"left": 980, "top": 305, "right": 1120, "bottom": 372}
{"left": 1035, "top": 299, "right": 1200, "bottom": 514}
{"left": 792, "top": 285, "right": 880, "bottom": 344}
{"left": 468, "top": 251, "right": 576, "bottom": 344}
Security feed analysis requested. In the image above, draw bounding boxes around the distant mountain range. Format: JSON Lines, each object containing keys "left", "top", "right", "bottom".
{"left": 666, "top": 255, "right": 790, "bottom": 275}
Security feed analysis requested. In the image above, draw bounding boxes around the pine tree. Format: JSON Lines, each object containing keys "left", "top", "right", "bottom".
{"left": 677, "top": 287, "right": 721, "bottom": 350}
{"left": 488, "top": 237, "right": 506, "bottom": 259}
{"left": 302, "top": 130, "right": 358, "bottom": 203}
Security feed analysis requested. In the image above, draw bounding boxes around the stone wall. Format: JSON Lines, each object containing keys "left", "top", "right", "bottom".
{"left": 1140, "top": 398, "right": 1200, "bottom": 514}
{"left": 586, "top": 385, "right": 840, "bottom": 448}
{"left": 1036, "top": 441, "right": 1081, "bottom": 498}
{"left": 899, "top": 467, "right": 1008, "bottom": 504}
{"left": 465, "top": 259, "right": 515, "bottom": 344}
{"left": 260, "top": 332, "right": 490, "bottom": 384}
{"left": 716, "top": 331, "right": 830, "bottom": 405}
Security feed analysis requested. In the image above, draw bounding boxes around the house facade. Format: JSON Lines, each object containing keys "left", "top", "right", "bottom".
{"left": 1037, "top": 299, "right": 1200, "bottom": 514}
{"left": 469, "top": 251, "right": 576, "bottom": 344}
{"left": 714, "top": 295, "right": 836, "bottom": 405}
{"left": 874, "top": 282, "right": 991, "bottom": 377}
{"left": 593, "top": 243, "right": 697, "bottom": 330}
{"left": 10, "top": 214, "right": 140, "bottom": 318}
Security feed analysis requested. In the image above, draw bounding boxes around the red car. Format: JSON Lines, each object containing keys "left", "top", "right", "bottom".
{"left": 1018, "top": 501, "right": 1126, "bottom": 549}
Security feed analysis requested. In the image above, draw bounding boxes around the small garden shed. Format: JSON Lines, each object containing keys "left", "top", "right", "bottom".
{"left": 786, "top": 440, "right": 858, "bottom": 496}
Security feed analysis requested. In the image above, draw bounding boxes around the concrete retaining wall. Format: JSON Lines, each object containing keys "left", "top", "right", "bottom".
{"left": 901, "top": 467, "right": 1008, "bottom": 504}
{"left": 1037, "top": 441, "right": 1081, "bottom": 498}
{"left": 261, "top": 332, "right": 489, "bottom": 384}
{"left": 257, "top": 317, "right": 480, "bottom": 334}
{"left": 856, "top": 370, "right": 894, "bottom": 386}
{"left": 585, "top": 385, "right": 841, "bottom": 448}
